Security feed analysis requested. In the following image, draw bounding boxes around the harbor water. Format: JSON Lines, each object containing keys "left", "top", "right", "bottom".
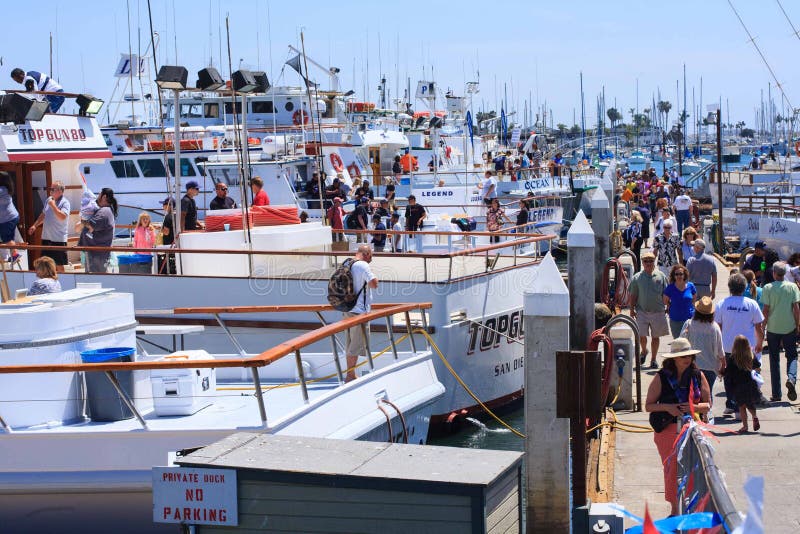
{"left": 431, "top": 407, "right": 524, "bottom": 451}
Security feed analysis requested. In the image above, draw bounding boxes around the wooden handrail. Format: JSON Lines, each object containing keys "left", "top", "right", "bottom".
{"left": 0, "top": 303, "right": 428, "bottom": 375}
{"left": 172, "top": 302, "right": 432, "bottom": 315}
{"left": 2, "top": 234, "right": 554, "bottom": 260}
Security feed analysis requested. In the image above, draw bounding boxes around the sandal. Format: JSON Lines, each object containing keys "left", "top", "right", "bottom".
{"left": 753, "top": 417, "right": 760, "bottom": 431}
{"left": 737, "top": 426, "right": 749, "bottom": 434}
{"left": 639, "top": 349, "right": 648, "bottom": 365}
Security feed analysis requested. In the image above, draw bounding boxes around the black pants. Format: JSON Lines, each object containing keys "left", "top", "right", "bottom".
{"left": 157, "top": 253, "right": 176, "bottom": 274}
{"left": 41, "top": 239, "right": 68, "bottom": 265}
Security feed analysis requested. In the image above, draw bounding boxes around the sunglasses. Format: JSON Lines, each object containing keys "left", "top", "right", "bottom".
{"left": 218, "top": 187, "right": 228, "bottom": 191}
{"left": 642, "top": 259, "right": 655, "bottom": 263}
{"left": 674, "top": 273, "right": 685, "bottom": 277}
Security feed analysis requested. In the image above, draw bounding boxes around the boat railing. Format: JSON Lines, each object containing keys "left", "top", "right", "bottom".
{"left": 0, "top": 302, "right": 432, "bottom": 431}
{"left": 758, "top": 205, "right": 800, "bottom": 222}
{"left": 4, "top": 230, "right": 553, "bottom": 282}
{"left": 677, "top": 422, "right": 744, "bottom": 531}
{"left": 734, "top": 194, "right": 800, "bottom": 215}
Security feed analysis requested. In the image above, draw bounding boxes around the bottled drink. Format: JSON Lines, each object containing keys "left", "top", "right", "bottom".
{"left": 760, "top": 260, "right": 766, "bottom": 272}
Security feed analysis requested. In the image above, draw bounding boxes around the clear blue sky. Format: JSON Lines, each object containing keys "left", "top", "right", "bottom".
{"left": 2, "top": 0, "right": 798, "bottom": 129}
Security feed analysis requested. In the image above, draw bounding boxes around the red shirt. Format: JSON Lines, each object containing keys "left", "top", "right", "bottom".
{"left": 252, "top": 189, "right": 270, "bottom": 206}
{"left": 327, "top": 206, "right": 344, "bottom": 229}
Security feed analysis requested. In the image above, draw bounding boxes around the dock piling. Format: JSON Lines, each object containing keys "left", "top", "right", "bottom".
{"left": 524, "top": 252, "right": 571, "bottom": 532}
{"left": 591, "top": 188, "right": 611, "bottom": 302}
{"left": 567, "top": 210, "right": 596, "bottom": 350}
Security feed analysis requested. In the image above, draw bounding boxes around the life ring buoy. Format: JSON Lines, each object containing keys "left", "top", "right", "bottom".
{"left": 292, "top": 109, "right": 309, "bottom": 126}
{"left": 347, "top": 163, "right": 361, "bottom": 179}
{"left": 795, "top": 141, "right": 800, "bottom": 157}
{"left": 330, "top": 153, "right": 344, "bottom": 172}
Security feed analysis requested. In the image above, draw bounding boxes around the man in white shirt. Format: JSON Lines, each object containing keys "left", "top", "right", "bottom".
{"left": 28, "top": 181, "right": 70, "bottom": 269}
{"left": 344, "top": 245, "right": 379, "bottom": 382}
{"left": 10, "top": 68, "right": 65, "bottom": 112}
{"left": 481, "top": 171, "right": 497, "bottom": 206}
{"left": 673, "top": 189, "right": 693, "bottom": 234}
{"left": 715, "top": 273, "right": 765, "bottom": 412}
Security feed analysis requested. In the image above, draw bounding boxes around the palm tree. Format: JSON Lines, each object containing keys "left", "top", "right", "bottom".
{"left": 657, "top": 100, "right": 672, "bottom": 130}
{"left": 606, "top": 107, "right": 622, "bottom": 127}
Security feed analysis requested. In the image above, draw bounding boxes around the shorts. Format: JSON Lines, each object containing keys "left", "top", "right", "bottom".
{"left": 41, "top": 239, "right": 68, "bottom": 265}
{"left": 344, "top": 311, "right": 370, "bottom": 356}
{"left": 635, "top": 310, "right": 670, "bottom": 338}
{"left": 0, "top": 217, "right": 19, "bottom": 243}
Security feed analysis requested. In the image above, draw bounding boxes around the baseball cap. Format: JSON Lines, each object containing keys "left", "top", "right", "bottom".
{"left": 641, "top": 251, "right": 656, "bottom": 261}
{"left": 333, "top": 197, "right": 342, "bottom": 203}
{"left": 161, "top": 197, "right": 175, "bottom": 207}
{"left": 185, "top": 180, "right": 199, "bottom": 190}
{"left": 754, "top": 240, "right": 766, "bottom": 249}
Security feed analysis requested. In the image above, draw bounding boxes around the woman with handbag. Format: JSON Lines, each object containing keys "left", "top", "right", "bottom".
{"left": 645, "top": 338, "right": 711, "bottom": 516}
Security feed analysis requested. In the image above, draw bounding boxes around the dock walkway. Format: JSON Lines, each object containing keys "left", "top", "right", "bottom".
{"left": 613, "top": 257, "right": 800, "bottom": 532}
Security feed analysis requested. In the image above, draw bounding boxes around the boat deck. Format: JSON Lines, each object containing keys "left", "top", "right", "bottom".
{"left": 12, "top": 379, "right": 339, "bottom": 434}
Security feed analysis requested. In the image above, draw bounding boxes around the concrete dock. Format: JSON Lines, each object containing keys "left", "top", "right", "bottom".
{"left": 613, "top": 257, "right": 800, "bottom": 532}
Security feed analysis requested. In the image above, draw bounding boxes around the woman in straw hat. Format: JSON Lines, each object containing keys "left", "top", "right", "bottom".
{"left": 645, "top": 337, "right": 711, "bottom": 516}
{"left": 679, "top": 296, "right": 725, "bottom": 405}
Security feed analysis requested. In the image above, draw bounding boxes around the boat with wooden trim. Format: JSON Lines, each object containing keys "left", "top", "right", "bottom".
{"left": 0, "top": 287, "right": 442, "bottom": 533}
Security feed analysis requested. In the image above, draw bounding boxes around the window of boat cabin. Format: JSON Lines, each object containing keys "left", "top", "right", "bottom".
{"left": 251, "top": 101, "right": 274, "bottom": 114}
{"left": 110, "top": 160, "right": 140, "bottom": 178}
{"left": 167, "top": 158, "right": 197, "bottom": 177}
{"left": 180, "top": 103, "right": 203, "bottom": 118}
{"left": 204, "top": 103, "right": 220, "bottom": 118}
{"left": 224, "top": 101, "right": 242, "bottom": 115}
{"left": 138, "top": 158, "right": 166, "bottom": 178}
{"left": 284, "top": 101, "right": 295, "bottom": 112}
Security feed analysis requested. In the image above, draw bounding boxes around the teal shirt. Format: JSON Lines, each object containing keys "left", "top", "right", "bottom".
{"left": 762, "top": 281, "right": 800, "bottom": 334}
{"left": 630, "top": 269, "right": 668, "bottom": 313}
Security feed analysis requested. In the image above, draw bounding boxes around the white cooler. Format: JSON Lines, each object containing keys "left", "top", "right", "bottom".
{"left": 150, "top": 350, "right": 217, "bottom": 416}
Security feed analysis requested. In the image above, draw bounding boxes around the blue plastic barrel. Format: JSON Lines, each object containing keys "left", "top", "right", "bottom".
{"left": 117, "top": 254, "right": 153, "bottom": 274}
{"left": 80, "top": 347, "right": 136, "bottom": 421}
{"left": 80, "top": 347, "right": 136, "bottom": 363}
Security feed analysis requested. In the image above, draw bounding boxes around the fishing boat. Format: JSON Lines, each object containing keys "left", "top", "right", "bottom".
{"left": 0, "top": 285, "right": 443, "bottom": 533}
{"left": 627, "top": 150, "right": 650, "bottom": 165}
{"left": 709, "top": 166, "right": 800, "bottom": 209}
{"left": 1, "top": 96, "right": 552, "bottom": 436}
{"left": 721, "top": 193, "right": 800, "bottom": 254}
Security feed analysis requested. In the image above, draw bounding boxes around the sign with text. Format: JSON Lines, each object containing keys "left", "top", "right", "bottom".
{"left": 152, "top": 467, "right": 238, "bottom": 526}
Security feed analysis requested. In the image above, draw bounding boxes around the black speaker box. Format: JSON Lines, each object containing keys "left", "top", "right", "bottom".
{"left": 156, "top": 66, "right": 188, "bottom": 89}
{"left": 197, "top": 67, "right": 224, "bottom": 91}
{"left": 231, "top": 70, "right": 258, "bottom": 93}
{"left": 252, "top": 71, "right": 270, "bottom": 93}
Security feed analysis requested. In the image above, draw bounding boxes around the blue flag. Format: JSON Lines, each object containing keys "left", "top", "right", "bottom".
{"left": 466, "top": 111, "right": 474, "bottom": 150}
{"left": 501, "top": 108, "right": 508, "bottom": 146}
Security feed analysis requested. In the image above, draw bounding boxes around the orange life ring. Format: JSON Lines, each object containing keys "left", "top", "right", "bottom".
{"left": 292, "top": 109, "right": 309, "bottom": 126}
{"left": 330, "top": 153, "right": 344, "bottom": 172}
{"left": 795, "top": 141, "right": 800, "bottom": 157}
{"left": 347, "top": 163, "right": 361, "bottom": 179}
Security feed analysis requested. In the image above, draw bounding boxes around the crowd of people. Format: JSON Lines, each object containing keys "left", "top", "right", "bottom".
{"left": 625, "top": 175, "right": 800, "bottom": 514}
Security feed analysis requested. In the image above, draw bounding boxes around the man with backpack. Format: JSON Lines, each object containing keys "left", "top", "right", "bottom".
{"left": 327, "top": 245, "right": 378, "bottom": 382}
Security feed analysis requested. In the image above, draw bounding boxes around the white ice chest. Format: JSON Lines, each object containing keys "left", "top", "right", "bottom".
{"left": 150, "top": 350, "right": 217, "bottom": 416}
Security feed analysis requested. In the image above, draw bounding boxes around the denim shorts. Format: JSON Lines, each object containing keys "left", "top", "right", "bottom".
{"left": 0, "top": 217, "right": 19, "bottom": 243}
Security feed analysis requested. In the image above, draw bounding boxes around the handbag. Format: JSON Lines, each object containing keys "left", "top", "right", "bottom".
{"left": 649, "top": 411, "right": 676, "bottom": 433}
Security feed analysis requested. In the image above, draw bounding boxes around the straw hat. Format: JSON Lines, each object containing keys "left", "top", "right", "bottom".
{"left": 695, "top": 296, "right": 714, "bottom": 315}
{"left": 663, "top": 337, "right": 701, "bottom": 359}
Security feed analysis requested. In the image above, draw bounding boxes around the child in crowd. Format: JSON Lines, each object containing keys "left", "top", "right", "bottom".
{"left": 133, "top": 212, "right": 156, "bottom": 249}
{"left": 727, "top": 335, "right": 761, "bottom": 434}
{"left": 371, "top": 214, "right": 386, "bottom": 252}
{"left": 79, "top": 188, "right": 99, "bottom": 238}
